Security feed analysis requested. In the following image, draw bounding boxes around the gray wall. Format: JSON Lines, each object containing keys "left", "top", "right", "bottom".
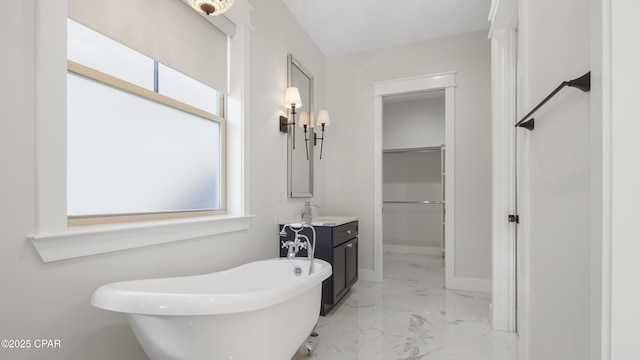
{"left": 607, "top": 1, "right": 640, "bottom": 358}
{"left": 383, "top": 151, "right": 443, "bottom": 248}
{"left": 518, "top": 0, "right": 591, "bottom": 358}
{"left": 383, "top": 97, "right": 446, "bottom": 149}
{"left": 323, "top": 30, "right": 492, "bottom": 281}
{"left": 0, "top": 0, "right": 325, "bottom": 359}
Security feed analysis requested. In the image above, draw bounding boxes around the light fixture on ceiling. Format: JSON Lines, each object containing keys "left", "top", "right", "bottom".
{"left": 183, "top": 0, "right": 235, "bottom": 16}
{"left": 279, "top": 87, "right": 302, "bottom": 149}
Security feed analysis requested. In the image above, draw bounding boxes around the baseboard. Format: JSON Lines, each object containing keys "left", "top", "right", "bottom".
{"left": 358, "top": 268, "right": 381, "bottom": 282}
{"left": 446, "top": 276, "right": 492, "bottom": 293}
{"left": 383, "top": 244, "right": 443, "bottom": 256}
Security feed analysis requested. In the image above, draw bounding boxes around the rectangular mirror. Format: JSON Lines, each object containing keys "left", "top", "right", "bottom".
{"left": 288, "top": 54, "right": 314, "bottom": 198}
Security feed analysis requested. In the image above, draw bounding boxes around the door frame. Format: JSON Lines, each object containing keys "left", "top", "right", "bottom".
{"left": 489, "top": 0, "right": 519, "bottom": 333}
{"left": 372, "top": 72, "right": 456, "bottom": 285}
{"left": 489, "top": 0, "right": 529, "bottom": 338}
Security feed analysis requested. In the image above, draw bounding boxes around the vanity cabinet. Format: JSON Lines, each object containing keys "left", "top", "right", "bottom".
{"left": 279, "top": 221, "right": 358, "bottom": 315}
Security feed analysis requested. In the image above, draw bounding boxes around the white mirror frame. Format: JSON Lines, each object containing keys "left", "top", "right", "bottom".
{"left": 287, "top": 54, "right": 314, "bottom": 198}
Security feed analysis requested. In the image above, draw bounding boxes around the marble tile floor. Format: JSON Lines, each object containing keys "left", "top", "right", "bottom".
{"left": 293, "top": 252, "right": 518, "bottom": 360}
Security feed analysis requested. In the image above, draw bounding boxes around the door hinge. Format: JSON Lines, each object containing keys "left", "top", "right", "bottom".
{"left": 508, "top": 215, "right": 519, "bottom": 224}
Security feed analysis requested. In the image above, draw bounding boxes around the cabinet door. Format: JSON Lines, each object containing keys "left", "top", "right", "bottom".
{"left": 346, "top": 237, "right": 358, "bottom": 287}
{"left": 332, "top": 242, "right": 347, "bottom": 303}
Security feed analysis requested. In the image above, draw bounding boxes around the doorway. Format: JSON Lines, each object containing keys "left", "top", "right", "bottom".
{"left": 382, "top": 92, "right": 445, "bottom": 260}
{"left": 372, "top": 72, "right": 456, "bottom": 286}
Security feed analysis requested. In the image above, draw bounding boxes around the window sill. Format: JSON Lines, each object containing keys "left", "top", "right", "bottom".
{"left": 28, "top": 215, "right": 253, "bottom": 262}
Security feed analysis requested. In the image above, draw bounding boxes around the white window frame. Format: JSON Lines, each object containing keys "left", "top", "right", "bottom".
{"left": 28, "top": 0, "right": 253, "bottom": 262}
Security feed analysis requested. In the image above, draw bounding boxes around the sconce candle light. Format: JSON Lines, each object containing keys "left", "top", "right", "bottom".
{"left": 314, "top": 110, "right": 330, "bottom": 159}
{"left": 280, "top": 87, "right": 303, "bottom": 149}
{"left": 182, "top": 0, "right": 235, "bottom": 16}
{"left": 299, "top": 112, "right": 312, "bottom": 160}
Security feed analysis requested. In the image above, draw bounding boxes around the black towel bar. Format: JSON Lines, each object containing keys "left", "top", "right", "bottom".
{"left": 515, "top": 72, "right": 591, "bottom": 131}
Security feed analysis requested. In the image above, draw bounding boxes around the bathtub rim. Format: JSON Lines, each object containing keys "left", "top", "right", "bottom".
{"left": 91, "top": 258, "right": 331, "bottom": 316}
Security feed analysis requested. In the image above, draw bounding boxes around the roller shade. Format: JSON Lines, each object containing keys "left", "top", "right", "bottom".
{"left": 68, "top": 0, "right": 228, "bottom": 92}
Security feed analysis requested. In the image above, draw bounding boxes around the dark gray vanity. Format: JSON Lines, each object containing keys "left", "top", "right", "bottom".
{"left": 279, "top": 219, "right": 358, "bottom": 315}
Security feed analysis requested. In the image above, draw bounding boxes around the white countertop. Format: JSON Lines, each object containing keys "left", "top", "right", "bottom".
{"left": 279, "top": 216, "right": 358, "bottom": 227}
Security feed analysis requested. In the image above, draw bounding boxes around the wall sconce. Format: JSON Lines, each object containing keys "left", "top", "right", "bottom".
{"left": 182, "top": 0, "right": 235, "bottom": 16}
{"left": 299, "top": 112, "right": 312, "bottom": 160}
{"left": 314, "top": 110, "right": 330, "bottom": 159}
{"left": 279, "top": 87, "right": 302, "bottom": 149}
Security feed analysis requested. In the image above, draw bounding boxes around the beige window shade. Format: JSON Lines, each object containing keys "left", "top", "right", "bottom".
{"left": 68, "top": 0, "right": 228, "bottom": 92}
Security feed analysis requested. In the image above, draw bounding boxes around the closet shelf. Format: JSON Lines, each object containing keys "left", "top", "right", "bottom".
{"left": 383, "top": 146, "right": 443, "bottom": 154}
{"left": 383, "top": 200, "right": 443, "bottom": 205}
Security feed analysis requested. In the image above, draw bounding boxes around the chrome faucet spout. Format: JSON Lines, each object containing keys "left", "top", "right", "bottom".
{"left": 281, "top": 239, "right": 297, "bottom": 259}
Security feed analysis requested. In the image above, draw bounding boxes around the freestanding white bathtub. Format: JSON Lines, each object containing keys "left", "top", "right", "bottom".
{"left": 91, "top": 258, "right": 331, "bottom": 360}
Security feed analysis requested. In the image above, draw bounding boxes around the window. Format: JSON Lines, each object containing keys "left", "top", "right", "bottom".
{"left": 67, "top": 19, "right": 226, "bottom": 225}
{"left": 29, "top": 0, "right": 250, "bottom": 262}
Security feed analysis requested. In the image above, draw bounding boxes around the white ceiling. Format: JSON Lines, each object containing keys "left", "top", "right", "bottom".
{"left": 281, "top": 0, "right": 492, "bottom": 57}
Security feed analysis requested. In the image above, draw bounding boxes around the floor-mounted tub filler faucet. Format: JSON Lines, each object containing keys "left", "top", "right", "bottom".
{"left": 280, "top": 223, "right": 317, "bottom": 274}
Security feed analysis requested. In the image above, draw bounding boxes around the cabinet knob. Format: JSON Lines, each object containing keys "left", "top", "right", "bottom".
{"left": 346, "top": 230, "right": 352, "bottom": 234}
{"left": 346, "top": 243, "right": 353, "bottom": 248}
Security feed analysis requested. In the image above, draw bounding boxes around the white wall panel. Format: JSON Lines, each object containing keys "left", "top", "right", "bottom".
{"left": 519, "top": 0, "right": 591, "bottom": 358}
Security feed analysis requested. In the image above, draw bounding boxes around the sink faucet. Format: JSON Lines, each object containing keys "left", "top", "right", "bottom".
{"left": 280, "top": 223, "right": 317, "bottom": 274}
{"left": 302, "top": 201, "right": 320, "bottom": 222}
